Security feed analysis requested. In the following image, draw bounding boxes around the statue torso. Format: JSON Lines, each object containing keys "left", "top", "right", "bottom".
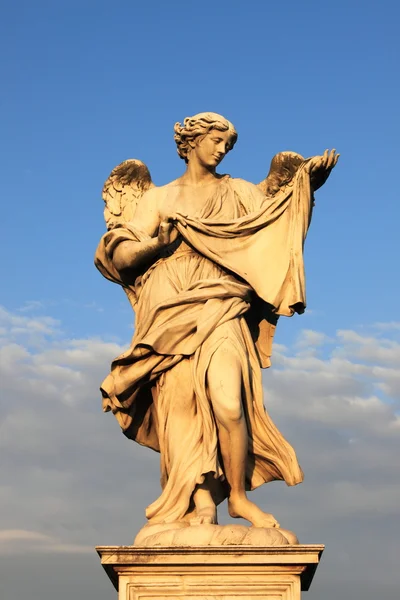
{"left": 158, "top": 176, "right": 231, "bottom": 222}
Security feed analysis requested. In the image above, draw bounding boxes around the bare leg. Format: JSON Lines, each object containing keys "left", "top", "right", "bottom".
{"left": 191, "top": 475, "right": 218, "bottom": 525}
{"left": 207, "top": 344, "right": 280, "bottom": 528}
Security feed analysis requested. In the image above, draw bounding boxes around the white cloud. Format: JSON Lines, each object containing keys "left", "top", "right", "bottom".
{"left": 0, "top": 307, "right": 399, "bottom": 599}
{"left": 17, "top": 300, "right": 46, "bottom": 313}
{"left": 372, "top": 321, "right": 400, "bottom": 331}
{"left": 0, "top": 305, "right": 158, "bottom": 555}
{"left": 266, "top": 325, "right": 400, "bottom": 467}
{"left": 0, "top": 305, "right": 61, "bottom": 346}
{"left": 336, "top": 329, "right": 400, "bottom": 367}
{"left": 295, "top": 328, "right": 331, "bottom": 352}
{"left": 0, "top": 530, "right": 92, "bottom": 555}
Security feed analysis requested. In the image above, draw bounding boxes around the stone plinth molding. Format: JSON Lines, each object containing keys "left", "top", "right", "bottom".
{"left": 96, "top": 545, "right": 324, "bottom": 600}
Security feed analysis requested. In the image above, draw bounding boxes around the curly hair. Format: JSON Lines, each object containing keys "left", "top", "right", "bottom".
{"left": 174, "top": 112, "right": 238, "bottom": 163}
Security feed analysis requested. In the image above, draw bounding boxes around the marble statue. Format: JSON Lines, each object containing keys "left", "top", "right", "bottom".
{"left": 95, "top": 112, "right": 338, "bottom": 545}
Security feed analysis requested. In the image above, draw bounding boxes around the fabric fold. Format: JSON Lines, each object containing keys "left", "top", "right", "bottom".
{"left": 94, "top": 170, "right": 312, "bottom": 523}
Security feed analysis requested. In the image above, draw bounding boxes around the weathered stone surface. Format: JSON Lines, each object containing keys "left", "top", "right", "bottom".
{"left": 95, "top": 112, "right": 338, "bottom": 532}
{"left": 134, "top": 523, "right": 298, "bottom": 547}
{"left": 97, "top": 544, "right": 324, "bottom": 600}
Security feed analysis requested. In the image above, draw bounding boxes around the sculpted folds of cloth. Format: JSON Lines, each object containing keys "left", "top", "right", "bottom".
{"left": 95, "top": 112, "right": 339, "bottom": 545}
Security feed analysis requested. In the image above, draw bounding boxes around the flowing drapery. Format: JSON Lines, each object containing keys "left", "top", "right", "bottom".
{"left": 95, "top": 166, "right": 312, "bottom": 523}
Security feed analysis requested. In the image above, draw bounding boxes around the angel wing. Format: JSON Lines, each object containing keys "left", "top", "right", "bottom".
{"left": 102, "top": 159, "right": 155, "bottom": 312}
{"left": 257, "top": 151, "right": 305, "bottom": 197}
{"left": 102, "top": 159, "right": 155, "bottom": 230}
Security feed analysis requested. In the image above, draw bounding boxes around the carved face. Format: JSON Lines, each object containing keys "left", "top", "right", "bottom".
{"left": 190, "top": 129, "right": 234, "bottom": 168}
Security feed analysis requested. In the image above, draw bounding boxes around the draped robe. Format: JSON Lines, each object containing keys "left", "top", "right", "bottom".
{"left": 95, "top": 164, "right": 313, "bottom": 523}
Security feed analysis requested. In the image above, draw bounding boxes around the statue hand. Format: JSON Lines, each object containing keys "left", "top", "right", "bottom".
{"left": 307, "top": 149, "right": 339, "bottom": 191}
{"left": 170, "top": 213, "right": 187, "bottom": 227}
{"left": 157, "top": 220, "right": 180, "bottom": 247}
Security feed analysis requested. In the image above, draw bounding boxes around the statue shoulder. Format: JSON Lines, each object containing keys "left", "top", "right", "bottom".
{"left": 230, "top": 178, "right": 266, "bottom": 208}
{"left": 230, "top": 177, "right": 263, "bottom": 195}
{"left": 136, "top": 180, "right": 180, "bottom": 224}
{"left": 143, "top": 180, "right": 177, "bottom": 199}
{"left": 225, "top": 177, "right": 266, "bottom": 213}
{"left": 139, "top": 182, "right": 171, "bottom": 210}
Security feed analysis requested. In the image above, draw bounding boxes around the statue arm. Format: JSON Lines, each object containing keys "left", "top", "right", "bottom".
{"left": 112, "top": 187, "right": 178, "bottom": 272}
{"left": 112, "top": 237, "right": 162, "bottom": 272}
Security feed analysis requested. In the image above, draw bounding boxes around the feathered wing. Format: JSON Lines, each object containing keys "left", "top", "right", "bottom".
{"left": 102, "top": 159, "right": 155, "bottom": 230}
{"left": 101, "top": 159, "right": 155, "bottom": 311}
{"left": 257, "top": 151, "right": 305, "bottom": 197}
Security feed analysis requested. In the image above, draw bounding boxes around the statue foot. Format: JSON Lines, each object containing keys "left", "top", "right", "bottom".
{"left": 228, "top": 496, "right": 280, "bottom": 528}
{"left": 190, "top": 506, "right": 218, "bottom": 526}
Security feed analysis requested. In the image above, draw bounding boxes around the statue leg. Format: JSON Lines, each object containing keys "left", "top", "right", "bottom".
{"left": 191, "top": 474, "right": 218, "bottom": 525}
{"left": 207, "top": 341, "right": 280, "bottom": 528}
{"left": 148, "top": 359, "right": 218, "bottom": 524}
{"left": 156, "top": 358, "right": 218, "bottom": 525}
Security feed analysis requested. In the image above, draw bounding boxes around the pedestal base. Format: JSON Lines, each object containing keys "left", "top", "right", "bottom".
{"left": 96, "top": 545, "right": 324, "bottom": 600}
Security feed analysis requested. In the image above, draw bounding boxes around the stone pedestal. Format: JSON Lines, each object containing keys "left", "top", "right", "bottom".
{"left": 96, "top": 545, "right": 324, "bottom": 600}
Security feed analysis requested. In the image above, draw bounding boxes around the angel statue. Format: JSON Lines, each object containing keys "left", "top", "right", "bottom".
{"left": 95, "top": 112, "right": 339, "bottom": 545}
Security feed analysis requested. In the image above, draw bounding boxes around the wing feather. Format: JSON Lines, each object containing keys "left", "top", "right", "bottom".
{"left": 100, "top": 159, "right": 156, "bottom": 315}
{"left": 258, "top": 151, "right": 304, "bottom": 197}
{"left": 102, "top": 159, "right": 155, "bottom": 229}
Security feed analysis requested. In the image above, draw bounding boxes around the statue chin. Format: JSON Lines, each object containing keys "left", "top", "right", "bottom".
{"left": 134, "top": 522, "right": 299, "bottom": 547}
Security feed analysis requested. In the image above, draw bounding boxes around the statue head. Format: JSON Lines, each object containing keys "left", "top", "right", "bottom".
{"left": 174, "top": 112, "right": 238, "bottom": 165}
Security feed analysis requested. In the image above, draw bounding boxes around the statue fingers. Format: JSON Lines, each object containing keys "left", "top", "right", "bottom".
{"left": 171, "top": 213, "right": 187, "bottom": 227}
{"left": 328, "top": 149, "right": 340, "bottom": 170}
{"left": 159, "top": 221, "right": 174, "bottom": 237}
{"left": 326, "top": 149, "right": 336, "bottom": 169}
{"left": 322, "top": 149, "right": 330, "bottom": 168}
{"left": 160, "top": 220, "right": 172, "bottom": 230}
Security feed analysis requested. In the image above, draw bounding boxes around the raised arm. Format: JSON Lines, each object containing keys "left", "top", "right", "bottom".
{"left": 307, "top": 149, "right": 340, "bottom": 191}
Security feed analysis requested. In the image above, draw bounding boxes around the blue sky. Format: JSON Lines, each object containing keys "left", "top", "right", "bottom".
{"left": 1, "top": 1, "right": 399, "bottom": 599}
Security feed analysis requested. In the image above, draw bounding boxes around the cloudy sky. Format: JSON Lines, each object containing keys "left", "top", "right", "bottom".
{"left": 1, "top": 1, "right": 399, "bottom": 599}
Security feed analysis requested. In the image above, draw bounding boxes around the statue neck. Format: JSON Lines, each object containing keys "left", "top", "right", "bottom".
{"left": 181, "top": 158, "right": 218, "bottom": 186}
